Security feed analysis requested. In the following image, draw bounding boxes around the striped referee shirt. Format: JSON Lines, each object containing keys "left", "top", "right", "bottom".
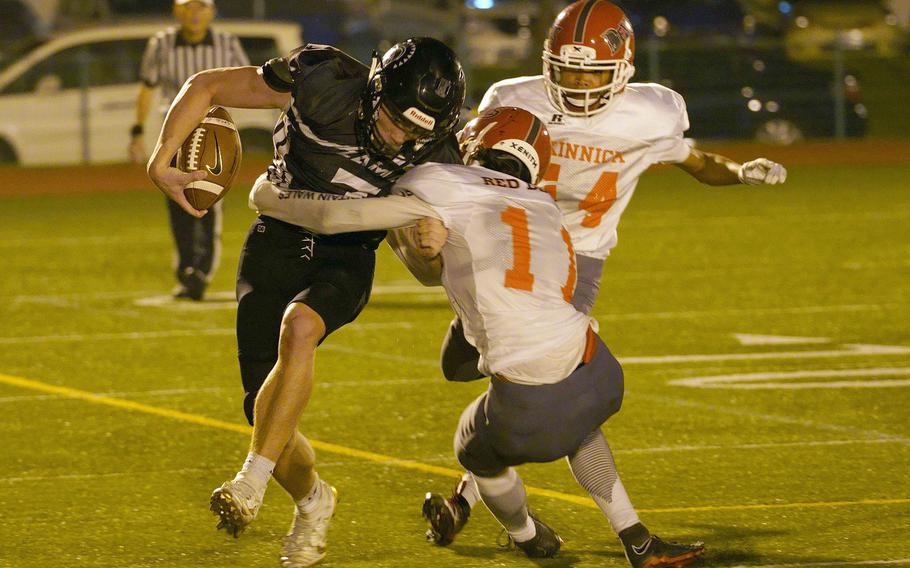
{"left": 140, "top": 27, "right": 249, "bottom": 111}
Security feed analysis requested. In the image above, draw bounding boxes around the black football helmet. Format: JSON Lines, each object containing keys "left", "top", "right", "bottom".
{"left": 357, "top": 37, "right": 466, "bottom": 163}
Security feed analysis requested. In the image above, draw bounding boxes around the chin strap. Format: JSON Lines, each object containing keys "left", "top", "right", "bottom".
{"left": 367, "top": 50, "right": 380, "bottom": 81}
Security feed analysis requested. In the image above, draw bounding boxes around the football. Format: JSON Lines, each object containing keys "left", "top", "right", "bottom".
{"left": 176, "top": 106, "right": 242, "bottom": 210}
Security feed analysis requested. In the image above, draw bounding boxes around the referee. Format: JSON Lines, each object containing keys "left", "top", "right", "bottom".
{"left": 130, "top": 0, "right": 249, "bottom": 301}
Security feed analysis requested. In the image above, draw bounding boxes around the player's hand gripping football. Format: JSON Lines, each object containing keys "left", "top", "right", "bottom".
{"left": 148, "top": 162, "right": 209, "bottom": 218}
{"left": 415, "top": 217, "right": 448, "bottom": 259}
{"left": 738, "top": 158, "right": 787, "bottom": 185}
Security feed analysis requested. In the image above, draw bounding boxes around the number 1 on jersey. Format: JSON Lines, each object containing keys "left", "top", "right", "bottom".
{"left": 501, "top": 206, "right": 577, "bottom": 302}
{"left": 501, "top": 207, "right": 534, "bottom": 291}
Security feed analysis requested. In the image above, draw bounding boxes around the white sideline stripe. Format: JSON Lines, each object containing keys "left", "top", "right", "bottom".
{"left": 0, "top": 322, "right": 415, "bottom": 345}
{"left": 2, "top": 284, "right": 899, "bottom": 317}
{"left": 597, "top": 303, "right": 902, "bottom": 321}
{"left": 726, "top": 560, "right": 910, "bottom": 567}
{"left": 131, "top": 287, "right": 445, "bottom": 310}
{"left": 733, "top": 333, "right": 831, "bottom": 346}
{"left": 0, "top": 231, "right": 249, "bottom": 248}
{"left": 670, "top": 368, "right": 910, "bottom": 389}
{"left": 636, "top": 392, "right": 909, "bottom": 444}
{"left": 615, "top": 438, "right": 910, "bottom": 454}
{"left": 2, "top": 327, "right": 907, "bottom": 367}
{"left": 0, "top": 329, "right": 234, "bottom": 344}
{"left": 621, "top": 343, "right": 910, "bottom": 364}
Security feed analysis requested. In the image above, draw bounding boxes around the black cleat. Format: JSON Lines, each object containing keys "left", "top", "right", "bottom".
{"left": 620, "top": 524, "right": 705, "bottom": 568}
{"left": 422, "top": 491, "right": 471, "bottom": 546}
{"left": 511, "top": 513, "right": 563, "bottom": 559}
{"left": 174, "top": 267, "right": 206, "bottom": 301}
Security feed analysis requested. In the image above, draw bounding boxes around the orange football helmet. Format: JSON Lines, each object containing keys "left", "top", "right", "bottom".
{"left": 459, "top": 106, "right": 551, "bottom": 185}
{"left": 543, "top": 0, "right": 636, "bottom": 117}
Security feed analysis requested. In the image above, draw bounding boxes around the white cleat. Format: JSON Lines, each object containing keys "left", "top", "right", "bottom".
{"left": 210, "top": 478, "right": 263, "bottom": 538}
{"left": 280, "top": 480, "right": 338, "bottom": 568}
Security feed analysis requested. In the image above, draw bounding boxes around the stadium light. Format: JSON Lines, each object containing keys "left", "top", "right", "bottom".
{"left": 468, "top": 0, "right": 495, "bottom": 9}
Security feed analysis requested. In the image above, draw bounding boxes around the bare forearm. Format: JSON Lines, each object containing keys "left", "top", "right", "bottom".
{"left": 676, "top": 149, "right": 742, "bottom": 186}
{"left": 148, "top": 67, "right": 288, "bottom": 175}
{"left": 147, "top": 75, "right": 217, "bottom": 174}
{"left": 387, "top": 228, "right": 443, "bottom": 286}
{"left": 134, "top": 85, "right": 154, "bottom": 126}
{"left": 251, "top": 181, "right": 438, "bottom": 234}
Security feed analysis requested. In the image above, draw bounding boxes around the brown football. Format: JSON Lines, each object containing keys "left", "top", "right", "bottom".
{"left": 177, "top": 106, "right": 242, "bottom": 210}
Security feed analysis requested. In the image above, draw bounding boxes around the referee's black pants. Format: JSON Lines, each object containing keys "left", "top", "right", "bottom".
{"left": 166, "top": 197, "right": 221, "bottom": 284}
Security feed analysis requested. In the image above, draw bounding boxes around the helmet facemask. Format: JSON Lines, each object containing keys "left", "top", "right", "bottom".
{"left": 542, "top": 41, "right": 635, "bottom": 117}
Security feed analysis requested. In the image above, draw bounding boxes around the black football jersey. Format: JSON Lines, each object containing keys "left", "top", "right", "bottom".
{"left": 260, "top": 44, "right": 462, "bottom": 198}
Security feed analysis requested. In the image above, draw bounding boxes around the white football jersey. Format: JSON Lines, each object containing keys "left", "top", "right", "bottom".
{"left": 480, "top": 76, "right": 691, "bottom": 259}
{"left": 395, "top": 163, "right": 592, "bottom": 384}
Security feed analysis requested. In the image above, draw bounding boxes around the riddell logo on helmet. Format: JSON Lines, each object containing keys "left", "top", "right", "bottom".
{"left": 404, "top": 107, "right": 436, "bottom": 130}
{"left": 601, "top": 19, "right": 632, "bottom": 55}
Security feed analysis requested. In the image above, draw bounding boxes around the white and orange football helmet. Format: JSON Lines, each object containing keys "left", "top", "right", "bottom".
{"left": 459, "top": 106, "right": 551, "bottom": 185}
{"left": 543, "top": 0, "right": 636, "bottom": 117}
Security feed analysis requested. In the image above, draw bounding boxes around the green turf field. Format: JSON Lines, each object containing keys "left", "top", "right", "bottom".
{"left": 1, "top": 161, "right": 908, "bottom": 568}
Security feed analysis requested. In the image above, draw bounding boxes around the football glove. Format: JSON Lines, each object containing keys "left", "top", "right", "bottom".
{"left": 738, "top": 158, "right": 787, "bottom": 185}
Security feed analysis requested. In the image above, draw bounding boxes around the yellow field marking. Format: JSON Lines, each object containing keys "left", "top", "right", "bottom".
{"left": 2, "top": 372, "right": 908, "bottom": 514}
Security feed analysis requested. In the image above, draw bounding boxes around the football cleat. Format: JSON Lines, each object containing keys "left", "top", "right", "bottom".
{"left": 510, "top": 513, "right": 563, "bottom": 559}
{"left": 422, "top": 491, "right": 471, "bottom": 546}
{"left": 174, "top": 267, "right": 206, "bottom": 301}
{"left": 280, "top": 480, "right": 338, "bottom": 568}
{"left": 209, "top": 478, "right": 263, "bottom": 538}
{"left": 621, "top": 529, "right": 705, "bottom": 568}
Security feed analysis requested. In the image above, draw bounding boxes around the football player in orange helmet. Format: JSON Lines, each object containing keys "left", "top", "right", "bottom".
{"left": 542, "top": 0, "right": 635, "bottom": 117}
{"left": 421, "top": 1, "right": 787, "bottom": 566}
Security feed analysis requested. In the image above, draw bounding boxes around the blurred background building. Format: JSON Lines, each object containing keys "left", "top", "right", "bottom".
{"left": 1, "top": 0, "right": 908, "bottom": 165}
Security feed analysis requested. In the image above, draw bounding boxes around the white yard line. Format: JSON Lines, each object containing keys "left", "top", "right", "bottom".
{"left": 635, "top": 392, "right": 908, "bottom": 444}
{"left": 0, "top": 322, "right": 415, "bottom": 345}
{"left": 0, "top": 328, "right": 235, "bottom": 344}
{"left": 620, "top": 343, "right": 910, "bottom": 364}
{"left": 0, "top": 231, "right": 249, "bottom": 248}
{"left": 670, "top": 368, "right": 910, "bottom": 389}
{"left": 597, "top": 303, "right": 902, "bottom": 321}
{"left": 614, "top": 437, "right": 910, "bottom": 454}
{"left": 3, "top": 283, "right": 901, "bottom": 319}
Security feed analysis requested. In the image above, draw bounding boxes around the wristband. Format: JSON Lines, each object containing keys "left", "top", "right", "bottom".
{"left": 130, "top": 124, "right": 144, "bottom": 136}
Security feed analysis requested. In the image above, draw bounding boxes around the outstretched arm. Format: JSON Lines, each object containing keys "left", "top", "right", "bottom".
{"left": 147, "top": 67, "right": 291, "bottom": 217}
{"left": 250, "top": 181, "right": 440, "bottom": 234}
{"left": 674, "top": 147, "right": 787, "bottom": 186}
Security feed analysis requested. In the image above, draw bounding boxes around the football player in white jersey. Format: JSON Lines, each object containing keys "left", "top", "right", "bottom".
{"left": 481, "top": 0, "right": 787, "bottom": 317}
{"left": 427, "top": 2, "right": 786, "bottom": 562}
{"left": 250, "top": 107, "right": 706, "bottom": 566}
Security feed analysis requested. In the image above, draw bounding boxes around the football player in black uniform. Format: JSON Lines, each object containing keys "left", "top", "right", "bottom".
{"left": 147, "top": 37, "right": 465, "bottom": 567}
